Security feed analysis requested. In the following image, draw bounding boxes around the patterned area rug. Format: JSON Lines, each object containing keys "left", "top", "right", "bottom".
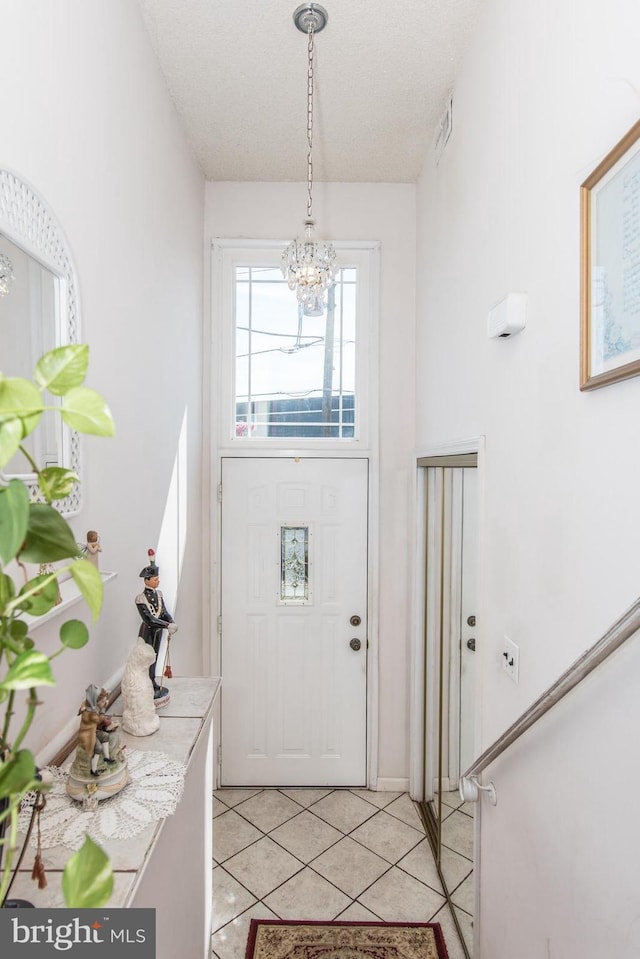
{"left": 245, "top": 920, "right": 449, "bottom": 959}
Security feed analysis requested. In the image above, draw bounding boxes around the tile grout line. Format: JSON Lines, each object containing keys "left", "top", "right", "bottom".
{"left": 215, "top": 802, "right": 435, "bottom": 890}
{"left": 214, "top": 790, "right": 394, "bottom": 864}
{"left": 211, "top": 789, "right": 468, "bottom": 955}
{"left": 212, "top": 835, "right": 446, "bottom": 935}
{"left": 213, "top": 797, "right": 450, "bottom": 907}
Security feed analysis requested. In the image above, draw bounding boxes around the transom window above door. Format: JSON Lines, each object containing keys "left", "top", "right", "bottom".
{"left": 235, "top": 265, "right": 355, "bottom": 439}
{"left": 213, "top": 241, "right": 378, "bottom": 448}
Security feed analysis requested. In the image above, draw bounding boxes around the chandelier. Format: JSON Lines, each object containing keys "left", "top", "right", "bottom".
{"left": 281, "top": 3, "right": 337, "bottom": 313}
{"left": 0, "top": 252, "right": 14, "bottom": 297}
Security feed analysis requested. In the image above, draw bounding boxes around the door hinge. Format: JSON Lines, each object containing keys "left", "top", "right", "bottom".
{"left": 217, "top": 483, "right": 223, "bottom": 503}
{"left": 217, "top": 615, "right": 222, "bottom": 634}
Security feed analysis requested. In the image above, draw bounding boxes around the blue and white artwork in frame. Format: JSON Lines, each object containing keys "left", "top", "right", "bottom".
{"left": 581, "top": 119, "right": 640, "bottom": 390}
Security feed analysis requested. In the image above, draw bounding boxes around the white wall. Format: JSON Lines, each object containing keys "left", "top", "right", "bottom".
{"left": 205, "top": 181, "right": 416, "bottom": 782}
{"left": 0, "top": 1, "right": 204, "bottom": 755}
{"left": 416, "top": 0, "right": 640, "bottom": 955}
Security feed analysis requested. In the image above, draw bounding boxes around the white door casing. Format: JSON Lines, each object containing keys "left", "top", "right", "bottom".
{"left": 442, "top": 467, "right": 478, "bottom": 788}
{"left": 220, "top": 456, "right": 368, "bottom": 786}
{"left": 414, "top": 452, "right": 480, "bottom": 798}
{"left": 458, "top": 469, "right": 478, "bottom": 775}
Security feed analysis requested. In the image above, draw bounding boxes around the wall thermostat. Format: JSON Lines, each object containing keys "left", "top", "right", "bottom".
{"left": 487, "top": 292, "right": 527, "bottom": 338}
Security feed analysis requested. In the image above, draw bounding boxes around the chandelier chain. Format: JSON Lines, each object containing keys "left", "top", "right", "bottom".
{"left": 281, "top": 4, "right": 336, "bottom": 311}
{"left": 306, "top": 22, "right": 314, "bottom": 221}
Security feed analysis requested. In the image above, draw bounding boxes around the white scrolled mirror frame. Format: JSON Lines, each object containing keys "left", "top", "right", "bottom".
{"left": 0, "top": 169, "right": 82, "bottom": 516}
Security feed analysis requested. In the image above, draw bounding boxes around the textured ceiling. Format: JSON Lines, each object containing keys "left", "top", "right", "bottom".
{"left": 137, "top": 0, "right": 482, "bottom": 183}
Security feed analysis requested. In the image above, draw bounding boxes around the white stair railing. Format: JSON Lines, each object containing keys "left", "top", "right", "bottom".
{"left": 460, "top": 595, "right": 640, "bottom": 803}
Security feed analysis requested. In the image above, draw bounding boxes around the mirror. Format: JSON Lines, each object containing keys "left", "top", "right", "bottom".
{"left": 418, "top": 458, "right": 478, "bottom": 959}
{"left": 0, "top": 169, "right": 82, "bottom": 514}
{"left": 0, "top": 233, "right": 61, "bottom": 475}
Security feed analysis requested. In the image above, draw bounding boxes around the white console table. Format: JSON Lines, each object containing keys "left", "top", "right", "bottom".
{"left": 11, "top": 677, "right": 221, "bottom": 959}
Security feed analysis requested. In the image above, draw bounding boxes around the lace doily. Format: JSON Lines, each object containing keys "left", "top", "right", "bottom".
{"left": 19, "top": 750, "right": 186, "bottom": 851}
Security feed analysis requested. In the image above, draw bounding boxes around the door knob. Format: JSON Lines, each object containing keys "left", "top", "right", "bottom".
{"left": 350, "top": 615, "right": 362, "bottom": 627}
{"left": 350, "top": 637, "right": 362, "bottom": 651}
{"left": 466, "top": 638, "right": 476, "bottom": 652}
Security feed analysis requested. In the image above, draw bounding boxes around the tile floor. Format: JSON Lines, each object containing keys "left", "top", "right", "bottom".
{"left": 211, "top": 787, "right": 474, "bottom": 959}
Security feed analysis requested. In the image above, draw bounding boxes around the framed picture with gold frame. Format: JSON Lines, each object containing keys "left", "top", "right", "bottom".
{"left": 580, "top": 119, "right": 640, "bottom": 390}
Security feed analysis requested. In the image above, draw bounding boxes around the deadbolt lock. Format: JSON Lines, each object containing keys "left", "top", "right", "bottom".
{"left": 349, "top": 637, "right": 362, "bottom": 651}
{"left": 467, "top": 615, "right": 476, "bottom": 627}
{"left": 350, "top": 615, "right": 362, "bottom": 627}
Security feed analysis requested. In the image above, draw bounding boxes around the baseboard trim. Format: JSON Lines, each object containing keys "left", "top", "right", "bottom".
{"left": 375, "top": 777, "right": 410, "bottom": 791}
{"left": 434, "top": 776, "right": 452, "bottom": 793}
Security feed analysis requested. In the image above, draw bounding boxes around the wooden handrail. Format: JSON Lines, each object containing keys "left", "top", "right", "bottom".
{"left": 462, "top": 595, "right": 640, "bottom": 782}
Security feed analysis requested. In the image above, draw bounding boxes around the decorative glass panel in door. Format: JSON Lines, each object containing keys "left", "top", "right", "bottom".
{"left": 280, "top": 525, "right": 311, "bottom": 604}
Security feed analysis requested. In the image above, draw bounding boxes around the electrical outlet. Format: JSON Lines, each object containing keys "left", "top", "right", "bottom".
{"left": 502, "top": 636, "right": 519, "bottom": 684}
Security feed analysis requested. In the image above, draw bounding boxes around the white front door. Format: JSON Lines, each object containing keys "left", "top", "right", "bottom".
{"left": 220, "top": 456, "right": 368, "bottom": 786}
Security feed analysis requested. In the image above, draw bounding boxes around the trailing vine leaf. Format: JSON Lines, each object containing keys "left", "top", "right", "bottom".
{"left": 37, "top": 467, "right": 80, "bottom": 503}
{"left": 0, "top": 572, "right": 16, "bottom": 609}
{"left": 34, "top": 344, "right": 89, "bottom": 396}
{"left": 62, "top": 836, "right": 113, "bottom": 908}
{"left": 0, "top": 344, "right": 114, "bottom": 908}
{"left": 0, "top": 650, "right": 55, "bottom": 690}
{"left": 60, "top": 619, "right": 89, "bottom": 649}
{"left": 0, "top": 416, "right": 23, "bottom": 470}
{"left": 0, "top": 749, "right": 37, "bottom": 798}
{"left": 15, "top": 573, "right": 60, "bottom": 616}
{"left": 9, "top": 619, "right": 28, "bottom": 640}
{"left": 20, "top": 503, "right": 80, "bottom": 562}
{"left": 61, "top": 387, "right": 115, "bottom": 436}
{"left": 0, "top": 377, "right": 44, "bottom": 437}
{"left": 0, "top": 479, "right": 29, "bottom": 563}
{"left": 69, "top": 559, "right": 103, "bottom": 620}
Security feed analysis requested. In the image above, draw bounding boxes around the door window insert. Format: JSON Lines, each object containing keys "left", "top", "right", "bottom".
{"left": 279, "top": 524, "right": 312, "bottom": 604}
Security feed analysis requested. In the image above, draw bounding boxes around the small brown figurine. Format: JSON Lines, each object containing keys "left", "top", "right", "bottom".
{"left": 85, "top": 530, "right": 102, "bottom": 569}
{"left": 66, "top": 685, "right": 129, "bottom": 807}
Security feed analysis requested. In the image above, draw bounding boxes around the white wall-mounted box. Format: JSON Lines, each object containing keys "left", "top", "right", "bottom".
{"left": 487, "top": 292, "right": 527, "bottom": 338}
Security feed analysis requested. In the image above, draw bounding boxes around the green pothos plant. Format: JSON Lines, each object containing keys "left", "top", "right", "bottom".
{"left": 0, "top": 343, "right": 115, "bottom": 908}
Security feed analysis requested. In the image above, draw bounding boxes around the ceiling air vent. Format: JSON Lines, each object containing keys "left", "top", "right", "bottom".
{"left": 434, "top": 96, "right": 453, "bottom": 162}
